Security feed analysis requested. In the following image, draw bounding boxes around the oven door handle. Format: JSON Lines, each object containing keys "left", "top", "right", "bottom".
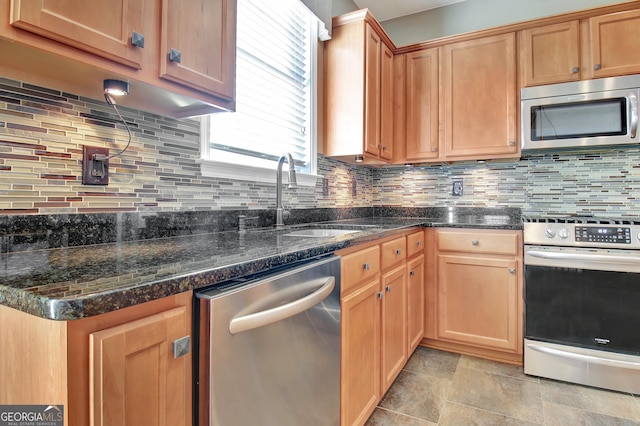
{"left": 527, "top": 343, "right": 640, "bottom": 370}
{"left": 527, "top": 250, "right": 640, "bottom": 266}
{"left": 228, "top": 276, "right": 335, "bottom": 335}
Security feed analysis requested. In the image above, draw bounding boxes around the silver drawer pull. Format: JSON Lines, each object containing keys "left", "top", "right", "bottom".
{"left": 386, "top": 285, "right": 392, "bottom": 293}
{"left": 416, "top": 240, "right": 422, "bottom": 247}
{"left": 378, "top": 291, "right": 384, "bottom": 300}
{"left": 395, "top": 249, "right": 402, "bottom": 255}
{"left": 472, "top": 240, "right": 479, "bottom": 246}
{"left": 410, "top": 270, "right": 415, "bottom": 277}
{"left": 363, "top": 262, "right": 370, "bottom": 271}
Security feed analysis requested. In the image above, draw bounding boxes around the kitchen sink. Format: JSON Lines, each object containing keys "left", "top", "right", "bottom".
{"left": 282, "top": 229, "right": 360, "bottom": 238}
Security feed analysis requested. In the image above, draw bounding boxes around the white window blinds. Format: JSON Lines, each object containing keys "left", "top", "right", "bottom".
{"left": 208, "top": 0, "right": 315, "bottom": 174}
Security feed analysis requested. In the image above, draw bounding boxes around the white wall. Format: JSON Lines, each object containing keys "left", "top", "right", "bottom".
{"left": 332, "top": 0, "right": 358, "bottom": 17}
{"left": 333, "top": 0, "right": 636, "bottom": 47}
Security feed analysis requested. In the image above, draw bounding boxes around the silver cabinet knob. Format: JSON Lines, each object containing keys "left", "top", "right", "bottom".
{"left": 594, "top": 63, "right": 601, "bottom": 70}
{"left": 572, "top": 66, "right": 579, "bottom": 73}
{"left": 410, "top": 270, "right": 415, "bottom": 277}
{"left": 172, "top": 336, "right": 190, "bottom": 359}
{"left": 509, "top": 268, "right": 516, "bottom": 274}
{"left": 416, "top": 240, "right": 422, "bottom": 247}
{"left": 363, "top": 262, "right": 370, "bottom": 271}
{"left": 386, "top": 285, "right": 392, "bottom": 293}
{"left": 131, "top": 31, "right": 145, "bottom": 48}
{"left": 471, "top": 240, "right": 479, "bottom": 246}
{"left": 378, "top": 291, "right": 384, "bottom": 300}
{"left": 395, "top": 249, "right": 402, "bottom": 255}
{"left": 169, "top": 48, "right": 182, "bottom": 63}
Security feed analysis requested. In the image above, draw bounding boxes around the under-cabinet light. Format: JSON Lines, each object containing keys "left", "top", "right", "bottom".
{"left": 103, "top": 79, "right": 129, "bottom": 97}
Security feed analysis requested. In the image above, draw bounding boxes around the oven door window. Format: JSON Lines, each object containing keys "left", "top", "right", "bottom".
{"left": 530, "top": 98, "right": 627, "bottom": 141}
{"left": 525, "top": 265, "right": 640, "bottom": 354}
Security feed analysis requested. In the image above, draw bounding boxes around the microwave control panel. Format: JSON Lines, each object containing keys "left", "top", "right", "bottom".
{"left": 574, "top": 226, "right": 631, "bottom": 244}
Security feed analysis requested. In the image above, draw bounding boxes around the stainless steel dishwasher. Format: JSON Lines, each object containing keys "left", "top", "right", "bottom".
{"left": 195, "top": 255, "right": 341, "bottom": 426}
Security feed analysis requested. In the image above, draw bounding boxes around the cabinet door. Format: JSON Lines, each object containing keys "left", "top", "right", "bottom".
{"left": 364, "top": 24, "right": 382, "bottom": 158}
{"left": 407, "top": 255, "right": 425, "bottom": 353}
{"left": 437, "top": 254, "right": 519, "bottom": 352}
{"left": 380, "top": 41, "right": 394, "bottom": 161}
{"left": 90, "top": 307, "right": 191, "bottom": 426}
{"left": 160, "top": 0, "right": 236, "bottom": 100}
{"left": 405, "top": 48, "right": 439, "bottom": 161}
{"left": 520, "top": 21, "right": 580, "bottom": 86}
{"left": 10, "top": 0, "right": 144, "bottom": 69}
{"left": 381, "top": 264, "right": 407, "bottom": 392}
{"left": 442, "top": 33, "right": 517, "bottom": 160}
{"left": 341, "top": 279, "right": 381, "bottom": 426}
{"left": 589, "top": 9, "right": 640, "bottom": 78}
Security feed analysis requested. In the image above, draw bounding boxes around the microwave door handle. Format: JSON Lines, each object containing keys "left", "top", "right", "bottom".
{"left": 627, "top": 93, "right": 638, "bottom": 138}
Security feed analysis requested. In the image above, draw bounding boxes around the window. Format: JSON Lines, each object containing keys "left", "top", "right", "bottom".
{"left": 200, "top": 0, "right": 323, "bottom": 185}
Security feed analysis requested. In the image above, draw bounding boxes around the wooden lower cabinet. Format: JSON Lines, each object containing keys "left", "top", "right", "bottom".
{"left": 0, "top": 291, "right": 193, "bottom": 426}
{"left": 340, "top": 230, "right": 425, "bottom": 426}
{"left": 381, "top": 264, "right": 408, "bottom": 391}
{"left": 90, "top": 306, "right": 191, "bottom": 426}
{"left": 424, "top": 228, "right": 523, "bottom": 365}
{"left": 437, "top": 255, "right": 519, "bottom": 352}
{"left": 341, "top": 278, "right": 381, "bottom": 426}
{"left": 407, "top": 254, "right": 425, "bottom": 353}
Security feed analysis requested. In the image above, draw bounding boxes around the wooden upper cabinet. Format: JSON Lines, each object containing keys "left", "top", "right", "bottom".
{"left": 364, "top": 25, "right": 382, "bottom": 157}
{"left": 404, "top": 48, "right": 439, "bottom": 162}
{"left": 380, "top": 42, "right": 395, "bottom": 161}
{"left": 589, "top": 9, "right": 640, "bottom": 79}
{"left": 519, "top": 21, "right": 581, "bottom": 87}
{"left": 324, "top": 10, "right": 394, "bottom": 164}
{"left": 442, "top": 33, "right": 518, "bottom": 160}
{"left": 10, "top": 0, "right": 144, "bottom": 69}
{"left": 2, "top": 0, "right": 236, "bottom": 116}
{"left": 160, "top": 0, "right": 236, "bottom": 100}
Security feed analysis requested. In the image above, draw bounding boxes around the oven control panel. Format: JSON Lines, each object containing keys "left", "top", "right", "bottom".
{"left": 575, "top": 226, "right": 631, "bottom": 244}
{"left": 524, "top": 221, "right": 640, "bottom": 248}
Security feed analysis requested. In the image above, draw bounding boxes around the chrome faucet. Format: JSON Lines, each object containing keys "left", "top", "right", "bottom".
{"left": 275, "top": 152, "right": 297, "bottom": 228}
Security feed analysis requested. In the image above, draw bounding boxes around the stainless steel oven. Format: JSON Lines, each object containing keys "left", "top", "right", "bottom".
{"left": 523, "top": 217, "right": 640, "bottom": 394}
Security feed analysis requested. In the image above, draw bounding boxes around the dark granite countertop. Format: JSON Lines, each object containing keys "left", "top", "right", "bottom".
{"left": 0, "top": 211, "right": 522, "bottom": 321}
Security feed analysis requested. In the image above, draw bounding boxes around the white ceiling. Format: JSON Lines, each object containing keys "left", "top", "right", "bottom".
{"left": 353, "top": 0, "right": 467, "bottom": 21}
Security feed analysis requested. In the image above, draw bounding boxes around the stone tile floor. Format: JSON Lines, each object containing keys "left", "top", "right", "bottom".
{"left": 366, "top": 347, "right": 640, "bottom": 425}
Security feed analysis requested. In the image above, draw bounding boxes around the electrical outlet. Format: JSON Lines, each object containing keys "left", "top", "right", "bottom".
{"left": 322, "top": 178, "right": 329, "bottom": 196}
{"left": 452, "top": 180, "right": 463, "bottom": 196}
{"left": 351, "top": 179, "right": 357, "bottom": 197}
{"left": 82, "top": 146, "right": 109, "bottom": 185}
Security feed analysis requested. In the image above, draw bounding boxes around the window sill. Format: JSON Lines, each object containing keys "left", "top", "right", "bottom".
{"left": 197, "top": 159, "right": 322, "bottom": 187}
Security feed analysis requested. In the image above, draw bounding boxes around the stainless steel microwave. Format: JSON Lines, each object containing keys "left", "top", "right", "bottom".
{"left": 521, "top": 74, "right": 640, "bottom": 151}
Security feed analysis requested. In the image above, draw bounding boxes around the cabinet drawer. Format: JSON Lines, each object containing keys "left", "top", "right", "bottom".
{"left": 341, "top": 246, "right": 380, "bottom": 295}
{"left": 436, "top": 229, "right": 519, "bottom": 255}
{"left": 381, "top": 237, "right": 406, "bottom": 270}
{"left": 406, "top": 231, "right": 425, "bottom": 258}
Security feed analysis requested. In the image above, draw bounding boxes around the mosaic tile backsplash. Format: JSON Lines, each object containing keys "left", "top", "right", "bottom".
{"left": 0, "top": 77, "right": 638, "bottom": 219}
{"left": 0, "top": 78, "right": 371, "bottom": 215}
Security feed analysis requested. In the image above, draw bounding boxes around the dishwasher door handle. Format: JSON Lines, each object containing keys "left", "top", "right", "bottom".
{"left": 229, "top": 276, "right": 335, "bottom": 334}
